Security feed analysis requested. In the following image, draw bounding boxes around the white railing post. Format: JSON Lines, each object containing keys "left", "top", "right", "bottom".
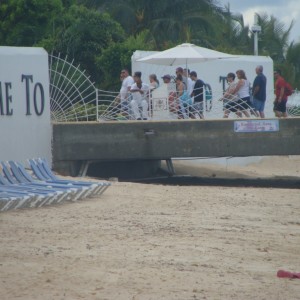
{"left": 96, "top": 88, "right": 99, "bottom": 122}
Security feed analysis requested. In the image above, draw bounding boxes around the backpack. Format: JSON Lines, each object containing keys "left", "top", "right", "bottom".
{"left": 204, "top": 83, "right": 212, "bottom": 101}
{"left": 285, "top": 82, "right": 293, "bottom": 96}
{"left": 179, "top": 90, "right": 192, "bottom": 105}
{"left": 204, "top": 83, "right": 213, "bottom": 112}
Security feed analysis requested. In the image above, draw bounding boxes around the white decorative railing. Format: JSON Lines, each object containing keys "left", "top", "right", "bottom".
{"left": 49, "top": 54, "right": 300, "bottom": 122}
{"left": 96, "top": 87, "right": 226, "bottom": 121}
{"left": 287, "top": 90, "right": 300, "bottom": 117}
{"left": 49, "top": 53, "right": 97, "bottom": 122}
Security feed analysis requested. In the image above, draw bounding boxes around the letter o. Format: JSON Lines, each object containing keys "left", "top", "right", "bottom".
{"left": 33, "top": 83, "right": 45, "bottom": 116}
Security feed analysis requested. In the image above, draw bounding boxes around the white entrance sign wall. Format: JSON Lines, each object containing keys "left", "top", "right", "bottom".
{"left": 0, "top": 46, "right": 51, "bottom": 165}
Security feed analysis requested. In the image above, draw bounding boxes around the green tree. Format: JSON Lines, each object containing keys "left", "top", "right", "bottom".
{"left": 2, "top": 0, "right": 300, "bottom": 91}
{"left": 40, "top": 5, "right": 125, "bottom": 84}
{"left": 213, "top": 4, "right": 251, "bottom": 54}
{"left": 96, "top": 30, "right": 155, "bottom": 90}
{"left": 88, "top": 0, "right": 227, "bottom": 49}
{"left": 0, "top": 0, "right": 64, "bottom": 46}
{"left": 252, "top": 13, "right": 300, "bottom": 88}
{"left": 286, "top": 42, "right": 300, "bottom": 89}
{"left": 256, "top": 13, "right": 293, "bottom": 61}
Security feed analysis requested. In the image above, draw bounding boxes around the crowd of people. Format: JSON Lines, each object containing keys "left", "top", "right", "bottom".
{"left": 114, "top": 67, "right": 207, "bottom": 120}
{"left": 220, "top": 66, "right": 291, "bottom": 119}
{"left": 113, "top": 65, "right": 290, "bottom": 120}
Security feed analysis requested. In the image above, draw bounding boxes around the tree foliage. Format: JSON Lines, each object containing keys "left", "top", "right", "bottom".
{"left": 0, "top": 0, "right": 64, "bottom": 46}
{"left": 213, "top": 4, "right": 252, "bottom": 54}
{"left": 256, "top": 13, "right": 292, "bottom": 61}
{"left": 95, "top": 30, "right": 155, "bottom": 90}
{"left": 39, "top": 5, "right": 125, "bottom": 84}
{"left": 0, "top": 0, "right": 300, "bottom": 89}
{"left": 92, "top": 0, "right": 226, "bottom": 49}
{"left": 286, "top": 42, "right": 300, "bottom": 87}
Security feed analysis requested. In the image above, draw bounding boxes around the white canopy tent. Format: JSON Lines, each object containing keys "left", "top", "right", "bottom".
{"left": 136, "top": 43, "right": 236, "bottom": 66}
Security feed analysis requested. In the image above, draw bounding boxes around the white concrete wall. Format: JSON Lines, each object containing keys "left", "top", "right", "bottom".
{"left": 132, "top": 50, "right": 274, "bottom": 118}
{"left": 0, "top": 46, "right": 51, "bottom": 165}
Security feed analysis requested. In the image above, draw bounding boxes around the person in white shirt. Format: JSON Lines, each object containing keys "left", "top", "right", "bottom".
{"left": 119, "top": 69, "right": 134, "bottom": 117}
{"left": 219, "top": 72, "right": 242, "bottom": 118}
{"left": 183, "top": 68, "right": 195, "bottom": 99}
{"left": 130, "top": 71, "right": 150, "bottom": 120}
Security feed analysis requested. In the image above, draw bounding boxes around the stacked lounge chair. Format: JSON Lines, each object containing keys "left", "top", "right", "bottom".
{"left": 28, "top": 158, "right": 110, "bottom": 197}
{"left": 0, "top": 165, "right": 63, "bottom": 210}
{"left": 0, "top": 159, "right": 111, "bottom": 212}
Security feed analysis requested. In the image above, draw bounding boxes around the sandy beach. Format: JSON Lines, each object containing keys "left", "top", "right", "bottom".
{"left": 0, "top": 156, "right": 300, "bottom": 300}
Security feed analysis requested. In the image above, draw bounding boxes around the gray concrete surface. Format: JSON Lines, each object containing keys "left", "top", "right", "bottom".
{"left": 52, "top": 119, "right": 300, "bottom": 176}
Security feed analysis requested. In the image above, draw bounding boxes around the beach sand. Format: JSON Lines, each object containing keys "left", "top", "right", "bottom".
{"left": 171, "top": 155, "right": 300, "bottom": 179}
{"left": 0, "top": 156, "right": 300, "bottom": 300}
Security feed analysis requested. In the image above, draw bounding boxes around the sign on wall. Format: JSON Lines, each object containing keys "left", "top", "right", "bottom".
{"left": 234, "top": 119, "right": 279, "bottom": 133}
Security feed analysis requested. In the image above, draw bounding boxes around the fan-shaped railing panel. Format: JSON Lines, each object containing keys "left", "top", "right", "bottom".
{"left": 49, "top": 54, "right": 300, "bottom": 122}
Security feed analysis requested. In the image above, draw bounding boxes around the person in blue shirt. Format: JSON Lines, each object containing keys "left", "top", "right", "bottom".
{"left": 252, "top": 65, "right": 267, "bottom": 118}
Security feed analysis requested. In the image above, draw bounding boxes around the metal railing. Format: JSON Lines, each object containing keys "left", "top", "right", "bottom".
{"left": 49, "top": 53, "right": 97, "bottom": 122}
{"left": 49, "top": 54, "right": 300, "bottom": 122}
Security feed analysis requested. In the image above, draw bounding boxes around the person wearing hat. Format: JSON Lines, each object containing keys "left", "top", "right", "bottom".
{"left": 129, "top": 71, "right": 150, "bottom": 120}
{"left": 162, "top": 74, "right": 171, "bottom": 83}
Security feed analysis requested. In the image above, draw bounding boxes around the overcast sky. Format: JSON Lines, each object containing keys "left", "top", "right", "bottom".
{"left": 217, "top": 0, "right": 300, "bottom": 43}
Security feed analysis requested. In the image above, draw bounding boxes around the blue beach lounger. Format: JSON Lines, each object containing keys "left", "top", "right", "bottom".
{"left": 0, "top": 190, "right": 32, "bottom": 211}
{"left": 26, "top": 159, "right": 94, "bottom": 198}
{"left": 8, "top": 161, "right": 89, "bottom": 201}
{"left": 1, "top": 163, "right": 68, "bottom": 207}
{"left": 33, "top": 158, "right": 111, "bottom": 196}
{"left": 0, "top": 165, "right": 64, "bottom": 208}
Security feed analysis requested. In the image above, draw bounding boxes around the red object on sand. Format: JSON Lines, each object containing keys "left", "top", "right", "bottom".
{"left": 277, "top": 270, "right": 300, "bottom": 279}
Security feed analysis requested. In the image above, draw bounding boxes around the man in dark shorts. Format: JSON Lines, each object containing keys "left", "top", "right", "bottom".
{"left": 274, "top": 69, "right": 288, "bottom": 118}
{"left": 252, "top": 65, "right": 267, "bottom": 118}
{"left": 190, "top": 71, "right": 204, "bottom": 119}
